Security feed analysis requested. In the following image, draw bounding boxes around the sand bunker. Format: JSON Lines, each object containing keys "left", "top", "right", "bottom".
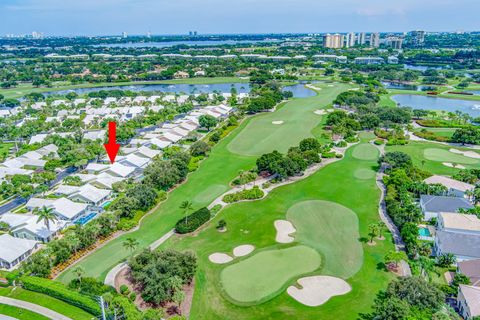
{"left": 233, "top": 244, "right": 255, "bottom": 257}
{"left": 443, "top": 162, "right": 466, "bottom": 169}
{"left": 209, "top": 253, "right": 233, "bottom": 264}
{"left": 449, "top": 148, "right": 480, "bottom": 159}
{"left": 314, "top": 110, "right": 327, "bottom": 115}
{"left": 272, "top": 120, "right": 284, "bottom": 125}
{"left": 274, "top": 220, "right": 296, "bottom": 243}
{"left": 287, "top": 276, "right": 351, "bottom": 307}
{"left": 327, "top": 84, "right": 334, "bottom": 87}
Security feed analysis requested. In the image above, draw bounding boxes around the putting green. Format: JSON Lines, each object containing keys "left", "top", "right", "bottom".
{"left": 286, "top": 200, "right": 363, "bottom": 279}
{"left": 193, "top": 184, "right": 228, "bottom": 204}
{"left": 354, "top": 168, "right": 376, "bottom": 180}
{"left": 220, "top": 245, "right": 321, "bottom": 304}
{"left": 423, "top": 148, "right": 479, "bottom": 165}
{"left": 351, "top": 143, "right": 379, "bottom": 161}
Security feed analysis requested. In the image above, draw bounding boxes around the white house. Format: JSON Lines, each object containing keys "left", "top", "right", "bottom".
{"left": 67, "top": 184, "right": 111, "bottom": 206}
{"left": 26, "top": 197, "right": 88, "bottom": 222}
{"left": 424, "top": 175, "right": 475, "bottom": 199}
{"left": 0, "top": 234, "right": 39, "bottom": 270}
{"left": 0, "top": 213, "right": 66, "bottom": 242}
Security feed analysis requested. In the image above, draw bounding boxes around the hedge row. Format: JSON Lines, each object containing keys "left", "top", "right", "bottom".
{"left": 20, "top": 276, "right": 101, "bottom": 316}
{"left": 175, "top": 207, "right": 211, "bottom": 234}
{"left": 222, "top": 186, "right": 264, "bottom": 203}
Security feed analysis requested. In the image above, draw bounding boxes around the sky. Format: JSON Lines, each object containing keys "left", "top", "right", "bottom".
{"left": 0, "top": 0, "right": 479, "bottom": 36}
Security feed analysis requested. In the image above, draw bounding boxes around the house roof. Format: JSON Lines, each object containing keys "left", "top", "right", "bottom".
{"left": 53, "top": 185, "right": 80, "bottom": 196}
{"left": 436, "top": 230, "right": 480, "bottom": 259}
{"left": 85, "top": 163, "right": 109, "bottom": 172}
{"left": 51, "top": 198, "right": 88, "bottom": 220}
{"left": 83, "top": 130, "right": 106, "bottom": 141}
{"left": 458, "top": 259, "right": 480, "bottom": 286}
{"left": 420, "top": 195, "right": 474, "bottom": 213}
{"left": 135, "top": 146, "right": 161, "bottom": 159}
{"left": 120, "top": 154, "right": 150, "bottom": 168}
{"left": 459, "top": 285, "right": 480, "bottom": 317}
{"left": 75, "top": 184, "right": 111, "bottom": 203}
{"left": 107, "top": 163, "right": 135, "bottom": 178}
{"left": 150, "top": 138, "right": 171, "bottom": 149}
{"left": 0, "top": 213, "right": 33, "bottom": 229}
{"left": 439, "top": 212, "right": 480, "bottom": 232}
{"left": 424, "top": 175, "right": 474, "bottom": 193}
{"left": 26, "top": 198, "right": 55, "bottom": 209}
{"left": 0, "top": 234, "right": 38, "bottom": 264}
{"left": 16, "top": 215, "right": 66, "bottom": 239}
{"left": 94, "top": 172, "right": 124, "bottom": 189}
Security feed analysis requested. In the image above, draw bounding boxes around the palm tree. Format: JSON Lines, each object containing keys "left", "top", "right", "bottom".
{"left": 179, "top": 201, "right": 194, "bottom": 224}
{"left": 123, "top": 237, "right": 139, "bottom": 256}
{"left": 376, "top": 221, "right": 387, "bottom": 240}
{"left": 368, "top": 223, "right": 379, "bottom": 244}
{"left": 36, "top": 206, "right": 57, "bottom": 232}
{"left": 72, "top": 266, "right": 85, "bottom": 285}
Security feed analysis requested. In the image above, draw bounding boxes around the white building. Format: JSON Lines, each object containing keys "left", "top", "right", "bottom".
{"left": 0, "top": 234, "right": 39, "bottom": 270}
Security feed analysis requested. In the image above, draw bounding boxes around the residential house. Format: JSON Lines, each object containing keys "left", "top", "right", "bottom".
{"left": 458, "top": 285, "right": 480, "bottom": 319}
{"left": 26, "top": 197, "right": 88, "bottom": 222}
{"left": 457, "top": 259, "right": 480, "bottom": 286}
{"left": 0, "top": 234, "right": 39, "bottom": 269}
{"left": 0, "top": 213, "right": 66, "bottom": 242}
{"left": 424, "top": 175, "right": 475, "bottom": 199}
{"left": 420, "top": 195, "right": 474, "bottom": 220}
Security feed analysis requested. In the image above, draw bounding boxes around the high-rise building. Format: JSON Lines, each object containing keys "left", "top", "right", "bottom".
{"left": 193, "top": 31, "right": 198, "bottom": 36}
{"left": 146, "top": 31, "right": 151, "bottom": 39}
{"left": 346, "top": 32, "right": 356, "bottom": 47}
{"left": 122, "top": 31, "right": 128, "bottom": 38}
{"left": 357, "top": 32, "right": 366, "bottom": 45}
{"left": 409, "top": 30, "right": 426, "bottom": 46}
{"left": 31, "top": 31, "right": 43, "bottom": 39}
{"left": 369, "top": 32, "right": 380, "bottom": 48}
{"left": 387, "top": 37, "right": 403, "bottom": 49}
{"left": 323, "top": 33, "right": 344, "bottom": 49}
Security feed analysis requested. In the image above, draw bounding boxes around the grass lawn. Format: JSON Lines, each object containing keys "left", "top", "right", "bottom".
{"left": 0, "top": 77, "right": 248, "bottom": 99}
{"left": 0, "top": 287, "right": 94, "bottom": 320}
{"left": 161, "top": 138, "right": 394, "bottom": 319}
{"left": 0, "top": 304, "right": 50, "bottom": 320}
{"left": 58, "top": 82, "right": 349, "bottom": 283}
{"left": 378, "top": 94, "right": 397, "bottom": 107}
{"left": 351, "top": 143, "right": 380, "bottom": 161}
{"left": 286, "top": 200, "right": 363, "bottom": 279}
{"left": 0, "top": 142, "right": 13, "bottom": 160}
{"left": 220, "top": 245, "right": 321, "bottom": 305}
{"left": 413, "top": 127, "right": 457, "bottom": 139}
{"left": 386, "top": 141, "right": 480, "bottom": 175}
{"left": 227, "top": 83, "right": 353, "bottom": 156}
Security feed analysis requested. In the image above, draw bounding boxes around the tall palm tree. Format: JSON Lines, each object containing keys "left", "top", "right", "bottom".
{"left": 179, "top": 201, "right": 194, "bottom": 224}
{"left": 376, "top": 221, "right": 387, "bottom": 240}
{"left": 73, "top": 266, "right": 85, "bottom": 285}
{"left": 123, "top": 237, "right": 139, "bottom": 256}
{"left": 368, "top": 223, "right": 379, "bottom": 244}
{"left": 36, "top": 206, "right": 57, "bottom": 232}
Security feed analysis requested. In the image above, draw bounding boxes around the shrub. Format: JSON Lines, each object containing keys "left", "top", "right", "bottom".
{"left": 336, "top": 140, "right": 348, "bottom": 147}
{"left": 175, "top": 207, "right": 211, "bottom": 234}
{"left": 222, "top": 186, "right": 264, "bottom": 203}
{"left": 20, "top": 276, "right": 101, "bottom": 315}
{"left": 321, "top": 152, "right": 336, "bottom": 159}
{"left": 374, "top": 139, "right": 385, "bottom": 145}
{"left": 120, "top": 284, "right": 130, "bottom": 295}
{"left": 216, "top": 219, "right": 227, "bottom": 230}
{"left": 129, "top": 292, "right": 137, "bottom": 301}
{"left": 335, "top": 153, "right": 343, "bottom": 158}
{"left": 345, "top": 136, "right": 359, "bottom": 143}
{"left": 413, "top": 130, "right": 450, "bottom": 142}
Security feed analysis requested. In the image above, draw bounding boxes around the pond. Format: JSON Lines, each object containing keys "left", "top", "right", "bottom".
{"left": 382, "top": 81, "right": 434, "bottom": 92}
{"left": 42, "top": 82, "right": 316, "bottom": 98}
{"left": 403, "top": 64, "right": 448, "bottom": 72}
{"left": 391, "top": 94, "right": 480, "bottom": 117}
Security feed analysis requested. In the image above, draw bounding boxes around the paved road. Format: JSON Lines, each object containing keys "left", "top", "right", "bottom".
{"left": 0, "top": 296, "right": 72, "bottom": 320}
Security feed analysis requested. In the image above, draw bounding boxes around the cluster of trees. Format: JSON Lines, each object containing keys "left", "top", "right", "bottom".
{"left": 129, "top": 249, "right": 197, "bottom": 307}
{"left": 451, "top": 126, "right": 480, "bottom": 145}
{"left": 0, "top": 170, "right": 56, "bottom": 199}
{"left": 256, "top": 138, "right": 322, "bottom": 179}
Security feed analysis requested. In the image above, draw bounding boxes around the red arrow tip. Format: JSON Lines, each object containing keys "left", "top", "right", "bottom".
{"left": 104, "top": 143, "right": 120, "bottom": 164}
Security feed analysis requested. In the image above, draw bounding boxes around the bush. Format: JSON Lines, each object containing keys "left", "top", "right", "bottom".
{"left": 321, "top": 152, "right": 336, "bottom": 158}
{"left": 120, "top": 284, "right": 130, "bottom": 295}
{"left": 336, "top": 140, "right": 347, "bottom": 147}
{"left": 20, "top": 276, "right": 101, "bottom": 315}
{"left": 175, "top": 207, "right": 211, "bottom": 234}
{"left": 374, "top": 139, "right": 385, "bottom": 145}
{"left": 222, "top": 186, "right": 264, "bottom": 203}
{"left": 413, "top": 130, "right": 450, "bottom": 142}
{"left": 345, "top": 136, "right": 359, "bottom": 143}
{"left": 335, "top": 153, "right": 343, "bottom": 158}
{"left": 129, "top": 292, "right": 137, "bottom": 302}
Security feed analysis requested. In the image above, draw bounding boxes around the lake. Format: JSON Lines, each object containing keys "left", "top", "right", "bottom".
{"left": 42, "top": 82, "right": 315, "bottom": 98}
{"left": 96, "top": 39, "right": 279, "bottom": 48}
{"left": 391, "top": 94, "right": 480, "bottom": 117}
{"left": 382, "top": 81, "right": 435, "bottom": 92}
{"left": 403, "top": 64, "right": 448, "bottom": 72}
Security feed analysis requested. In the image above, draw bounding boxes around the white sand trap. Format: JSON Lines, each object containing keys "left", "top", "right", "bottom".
{"left": 274, "top": 220, "right": 296, "bottom": 243}
{"left": 443, "top": 162, "right": 466, "bottom": 169}
{"left": 287, "top": 276, "right": 351, "bottom": 307}
{"left": 272, "top": 121, "right": 284, "bottom": 125}
{"left": 348, "top": 88, "right": 360, "bottom": 91}
{"left": 232, "top": 244, "right": 255, "bottom": 257}
{"left": 327, "top": 84, "right": 334, "bottom": 87}
{"left": 449, "top": 148, "right": 480, "bottom": 159}
{"left": 314, "top": 110, "right": 326, "bottom": 115}
{"left": 209, "top": 253, "right": 233, "bottom": 264}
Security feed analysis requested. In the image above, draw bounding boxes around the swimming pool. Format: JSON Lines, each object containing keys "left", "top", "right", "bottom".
{"left": 76, "top": 212, "right": 97, "bottom": 225}
{"left": 418, "top": 227, "right": 432, "bottom": 237}
{"left": 102, "top": 201, "right": 112, "bottom": 208}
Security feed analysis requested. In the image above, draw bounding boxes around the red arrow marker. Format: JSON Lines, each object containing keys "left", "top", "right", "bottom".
{"left": 104, "top": 122, "right": 120, "bottom": 164}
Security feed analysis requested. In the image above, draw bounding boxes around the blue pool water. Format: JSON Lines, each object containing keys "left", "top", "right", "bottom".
{"left": 102, "top": 201, "right": 112, "bottom": 208}
{"left": 418, "top": 227, "right": 431, "bottom": 237}
{"left": 76, "top": 212, "right": 97, "bottom": 225}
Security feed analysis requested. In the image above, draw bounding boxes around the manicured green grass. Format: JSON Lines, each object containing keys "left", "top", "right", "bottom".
{"left": 354, "top": 168, "right": 377, "bottom": 180}
{"left": 386, "top": 141, "right": 480, "bottom": 175}
{"left": 227, "top": 83, "right": 353, "bottom": 156}
{"left": 0, "top": 287, "right": 94, "bottom": 320}
{"left": 286, "top": 200, "right": 363, "bottom": 279}
{"left": 378, "top": 94, "right": 397, "bottom": 107}
{"left": 351, "top": 143, "right": 379, "bottom": 161}
{"left": 423, "top": 148, "right": 479, "bottom": 164}
{"left": 413, "top": 127, "right": 456, "bottom": 139}
{"left": 220, "top": 245, "right": 321, "bottom": 304}
{"left": 58, "top": 82, "right": 348, "bottom": 283}
{"left": 0, "top": 77, "right": 248, "bottom": 99}
{"left": 0, "top": 143, "right": 13, "bottom": 160}
{"left": 161, "top": 136, "right": 394, "bottom": 319}
{"left": 0, "top": 303, "right": 50, "bottom": 320}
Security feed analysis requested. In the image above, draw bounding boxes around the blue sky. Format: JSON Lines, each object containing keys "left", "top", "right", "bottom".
{"left": 0, "top": 0, "right": 478, "bottom": 36}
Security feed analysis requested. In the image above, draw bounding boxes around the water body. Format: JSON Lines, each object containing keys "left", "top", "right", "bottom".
{"left": 403, "top": 64, "right": 447, "bottom": 72}
{"left": 467, "top": 91, "right": 480, "bottom": 95}
{"left": 382, "top": 81, "right": 434, "bottom": 92}
{"left": 391, "top": 94, "right": 480, "bottom": 117}
{"left": 96, "top": 39, "right": 279, "bottom": 48}
{"left": 42, "top": 82, "right": 315, "bottom": 98}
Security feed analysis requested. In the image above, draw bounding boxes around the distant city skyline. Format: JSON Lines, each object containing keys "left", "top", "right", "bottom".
{"left": 1, "top": 0, "right": 479, "bottom": 36}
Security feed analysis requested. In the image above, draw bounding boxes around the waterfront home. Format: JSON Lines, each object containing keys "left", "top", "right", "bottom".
{"left": 457, "top": 259, "right": 480, "bottom": 286}
{"left": 0, "top": 213, "right": 66, "bottom": 242}
{"left": 458, "top": 285, "right": 480, "bottom": 319}
{"left": 434, "top": 213, "right": 480, "bottom": 262}
{"left": 420, "top": 195, "right": 474, "bottom": 220}
{"left": 0, "top": 234, "right": 39, "bottom": 270}
{"left": 424, "top": 175, "right": 475, "bottom": 199}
